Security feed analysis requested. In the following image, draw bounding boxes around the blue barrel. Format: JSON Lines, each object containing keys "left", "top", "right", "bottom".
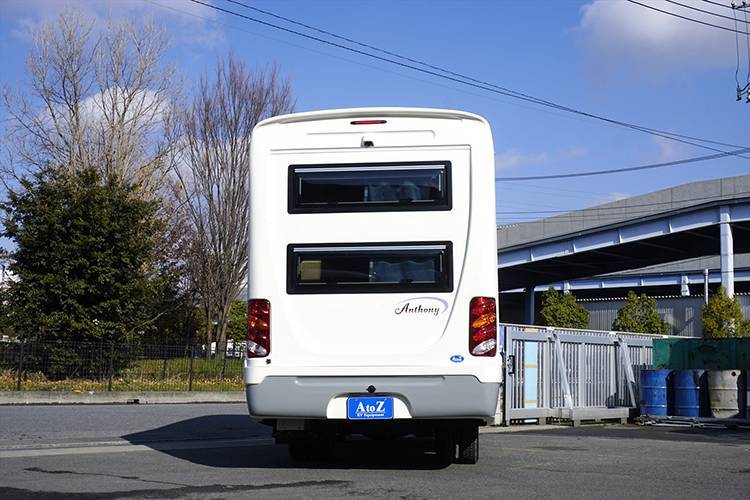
{"left": 672, "top": 370, "right": 706, "bottom": 417}
{"left": 640, "top": 369, "right": 671, "bottom": 416}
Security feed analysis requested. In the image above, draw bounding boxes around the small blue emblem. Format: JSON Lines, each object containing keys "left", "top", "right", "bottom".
{"left": 450, "top": 354, "right": 464, "bottom": 363}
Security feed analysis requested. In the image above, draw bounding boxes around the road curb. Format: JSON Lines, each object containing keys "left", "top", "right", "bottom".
{"left": 481, "top": 424, "right": 570, "bottom": 433}
{"left": 0, "top": 391, "right": 246, "bottom": 405}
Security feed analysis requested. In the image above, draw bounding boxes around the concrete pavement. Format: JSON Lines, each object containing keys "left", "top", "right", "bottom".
{"left": 0, "top": 404, "right": 748, "bottom": 499}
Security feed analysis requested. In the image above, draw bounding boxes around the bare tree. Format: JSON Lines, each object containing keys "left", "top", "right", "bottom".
{"left": 2, "top": 10, "right": 176, "bottom": 195}
{"left": 173, "top": 55, "right": 293, "bottom": 357}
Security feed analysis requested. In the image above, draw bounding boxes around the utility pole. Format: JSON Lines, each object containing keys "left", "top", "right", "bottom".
{"left": 733, "top": 2, "right": 750, "bottom": 102}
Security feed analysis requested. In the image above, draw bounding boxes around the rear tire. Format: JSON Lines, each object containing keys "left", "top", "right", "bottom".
{"left": 455, "top": 424, "right": 479, "bottom": 464}
{"left": 435, "top": 427, "right": 456, "bottom": 464}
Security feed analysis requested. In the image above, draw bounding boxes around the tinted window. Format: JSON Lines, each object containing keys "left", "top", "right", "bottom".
{"left": 288, "top": 162, "right": 451, "bottom": 213}
{"left": 287, "top": 242, "right": 453, "bottom": 294}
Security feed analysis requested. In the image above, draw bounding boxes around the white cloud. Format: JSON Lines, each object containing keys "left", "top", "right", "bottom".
{"left": 495, "top": 150, "right": 549, "bottom": 171}
{"left": 4, "top": 0, "right": 224, "bottom": 47}
{"left": 495, "top": 146, "right": 588, "bottom": 174}
{"left": 578, "top": 0, "right": 737, "bottom": 80}
{"left": 652, "top": 135, "right": 688, "bottom": 162}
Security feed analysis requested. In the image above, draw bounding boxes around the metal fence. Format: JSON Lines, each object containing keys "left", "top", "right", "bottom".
{"left": 0, "top": 340, "right": 245, "bottom": 392}
{"left": 501, "top": 323, "right": 660, "bottom": 425}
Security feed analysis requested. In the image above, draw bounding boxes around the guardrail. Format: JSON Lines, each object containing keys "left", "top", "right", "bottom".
{"left": 500, "top": 323, "right": 666, "bottom": 426}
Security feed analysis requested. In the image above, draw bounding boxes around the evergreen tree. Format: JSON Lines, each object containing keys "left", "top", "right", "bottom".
{"left": 701, "top": 286, "right": 750, "bottom": 338}
{"left": 1, "top": 167, "right": 162, "bottom": 344}
{"left": 539, "top": 288, "right": 589, "bottom": 329}
{"left": 226, "top": 301, "right": 247, "bottom": 342}
{"left": 612, "top": 291, "right": 671, "bottom": 334}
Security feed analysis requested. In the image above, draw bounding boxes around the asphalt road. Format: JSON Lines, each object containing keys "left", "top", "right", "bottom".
{"left": 0, "top": 403, "right": 748, "bottom": 499}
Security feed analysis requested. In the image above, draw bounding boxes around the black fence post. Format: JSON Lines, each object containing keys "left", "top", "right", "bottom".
{"left": 161, "top": 344, "right": 168, "bottom": 380}
{"left": 107, "top": 342, "right": 114, "bottom": 392}
{"left": 15, "top": 342, "right": 24, "bottom": 391}
{"left": 188, "top": 346, "right": 194, "bottom": 392}
{"left": 99, "top": 341, "right": 105, "bottom": 381}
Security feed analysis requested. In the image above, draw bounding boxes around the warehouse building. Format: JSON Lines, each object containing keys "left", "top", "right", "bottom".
{"left": 497, "top": 174, "right": 750, "bottom": 336}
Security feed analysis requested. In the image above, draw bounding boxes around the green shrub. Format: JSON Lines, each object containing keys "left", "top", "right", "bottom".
{"left": 702, "top": 286, "right": 750, "bottom": 338}
{"left": 612, "top": 291, "right": 670, "bottom": 335}
{"left": 539, "top": 288, "right": 589, "bottom": 329}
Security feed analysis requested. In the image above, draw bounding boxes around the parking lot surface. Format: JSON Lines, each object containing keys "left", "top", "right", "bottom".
{"left": 0, "top": 403, "right": 748, "bottom": 499}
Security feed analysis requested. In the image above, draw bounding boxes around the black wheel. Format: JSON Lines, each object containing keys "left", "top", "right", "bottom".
{"left": 455, "top": 424, "right": 479, "bottom": 464}
{"left": 435, "top": 427, "right": 456, "bottom": 464}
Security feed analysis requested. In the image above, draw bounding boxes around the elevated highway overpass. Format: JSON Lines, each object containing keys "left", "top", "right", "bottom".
{"left": 497, "top": 174, "right": 750, "bottom": 323}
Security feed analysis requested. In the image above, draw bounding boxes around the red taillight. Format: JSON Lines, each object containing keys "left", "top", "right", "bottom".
{"left": 469, "top": 297, "right": 496, "bottom": 356}
{"left": 247, "top": 299, "right": 270, "bottom": 357}
{"left": 350, "top": 119, "right": 387, "bottom": 125}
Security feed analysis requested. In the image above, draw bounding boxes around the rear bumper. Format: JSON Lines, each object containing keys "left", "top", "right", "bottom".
{"left": 246, "top": 375, "right": 500, "bottom": 419}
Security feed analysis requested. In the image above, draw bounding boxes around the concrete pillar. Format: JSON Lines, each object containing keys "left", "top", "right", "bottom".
{"left": 703, "top": 269, "right": 709, "bottom": 304}
{"left": 524, "top": 286, "right": 535, "bottom": 325}
{"left": 719, "top": 206, "right": 734, "bottom": 298}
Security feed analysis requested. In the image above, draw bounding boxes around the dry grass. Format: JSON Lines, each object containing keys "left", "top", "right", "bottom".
{"left": 0, "top": 367, "right": 243, "bottom": 392}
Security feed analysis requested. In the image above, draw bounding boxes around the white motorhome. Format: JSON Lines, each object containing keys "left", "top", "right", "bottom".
{"left": 245, "top": 108, "right": 500, "bottom": 464}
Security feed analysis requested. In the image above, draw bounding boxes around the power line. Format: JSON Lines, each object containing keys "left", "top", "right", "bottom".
{"left": 186, "top": 0, "right": 750, "bottom": 158}
{"left": 743, "top": 6, "right": 750, "bottom": 87}
{"left": 225, "top": 0, "right": 750, "bottom": 153}
{"left": 144, "top": 0, "right": 540, "bottom": 108}
{"left": 730, "top": 2, "right": 750, "bottom": 99}
{"left": 625, "top": 0, "right": 748, "bottom": 34}
{"left": 501, "top": 180, "right": 608, "bottom": 196}
{"left": 495, "top": 190, "right": 750, "bottom": 214}
{"left": 666, "top": 0, "right": 750, "bottom": 24}
{"left": 703, "top": 0, "right": 737, "bottom": 10}
{"left": 496, "top": 204, "right": 738, "bottom": 222}
{"left": 735, "top": 5, "right": 744, "bottom": 89}
{"left": 144, "top": 0, "right": 666, "bottom": 135}
{"left": 220, "top": 0, "right": 749, "bottom": 153}
{"left": 495, "top": 147, "right": 750, "bottom": 181}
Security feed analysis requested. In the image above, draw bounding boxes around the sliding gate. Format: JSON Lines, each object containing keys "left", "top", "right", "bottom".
{"left": 501, "top": 324, "right": 656, "bottom": 425}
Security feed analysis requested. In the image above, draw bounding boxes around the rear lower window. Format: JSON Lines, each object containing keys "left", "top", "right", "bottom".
{"left": 287, "top": 242, "right": 453, "bottom": 294}
{"left": 288, "top": 162, "right": 451, "bottom": 213}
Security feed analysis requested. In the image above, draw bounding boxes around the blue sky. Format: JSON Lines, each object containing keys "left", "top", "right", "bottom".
{"left": 0, "top": 0, "right": 748, "bottom": 229}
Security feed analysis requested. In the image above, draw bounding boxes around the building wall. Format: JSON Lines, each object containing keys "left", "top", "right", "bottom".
{"left": 581, "top": 294, "right": 750, "bottom": 337}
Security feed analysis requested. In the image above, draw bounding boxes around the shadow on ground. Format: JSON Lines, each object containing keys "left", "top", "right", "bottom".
{"left": 507, "top": 423, "right": 750, "bottom": 444}
{"left": 122, "top": 415, "right": 448, "bottom": 470}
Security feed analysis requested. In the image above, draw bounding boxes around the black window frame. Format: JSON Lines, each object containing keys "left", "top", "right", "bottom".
{"left": 287, "top": 161, "right": 452, "bottom": 214}
{"left": 287, "top": 241, "right": 453, "bottom": 294}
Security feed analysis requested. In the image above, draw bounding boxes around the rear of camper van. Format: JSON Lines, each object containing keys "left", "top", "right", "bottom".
{"left": 245, "top": 108, "right": 500, "bottom": 464}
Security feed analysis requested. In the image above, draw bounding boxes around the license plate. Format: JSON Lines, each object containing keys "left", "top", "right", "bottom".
{"left": 346, "top": 396, "right": 394, "bottom": 420}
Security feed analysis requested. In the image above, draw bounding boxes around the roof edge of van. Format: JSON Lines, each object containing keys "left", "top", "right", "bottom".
{"left": 254, "top": 107, "right": 488, "bottom": 129}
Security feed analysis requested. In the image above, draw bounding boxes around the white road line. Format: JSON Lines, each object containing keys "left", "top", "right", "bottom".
{"left": 0, "top": 437, "right": 275, "bottom": 459}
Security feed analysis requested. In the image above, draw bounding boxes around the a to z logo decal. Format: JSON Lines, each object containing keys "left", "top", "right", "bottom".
{"left": 347, "top": 396, "right": 394, "bottom": 419}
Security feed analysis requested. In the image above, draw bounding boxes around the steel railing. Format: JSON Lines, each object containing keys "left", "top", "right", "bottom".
{"left": 500, "top": 323, "right": 669, "bottom": 425}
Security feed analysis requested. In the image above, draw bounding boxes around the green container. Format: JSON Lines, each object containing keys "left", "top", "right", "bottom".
{"left": 653, "top": 338, "right": 750, "bottom": 370}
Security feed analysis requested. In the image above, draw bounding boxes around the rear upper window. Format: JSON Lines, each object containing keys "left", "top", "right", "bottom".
{"left": 287, "top": 242, "right": 453, "bottom": 294}
{"left": 288, "top": 162, "right": 451, "bottom": 213}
